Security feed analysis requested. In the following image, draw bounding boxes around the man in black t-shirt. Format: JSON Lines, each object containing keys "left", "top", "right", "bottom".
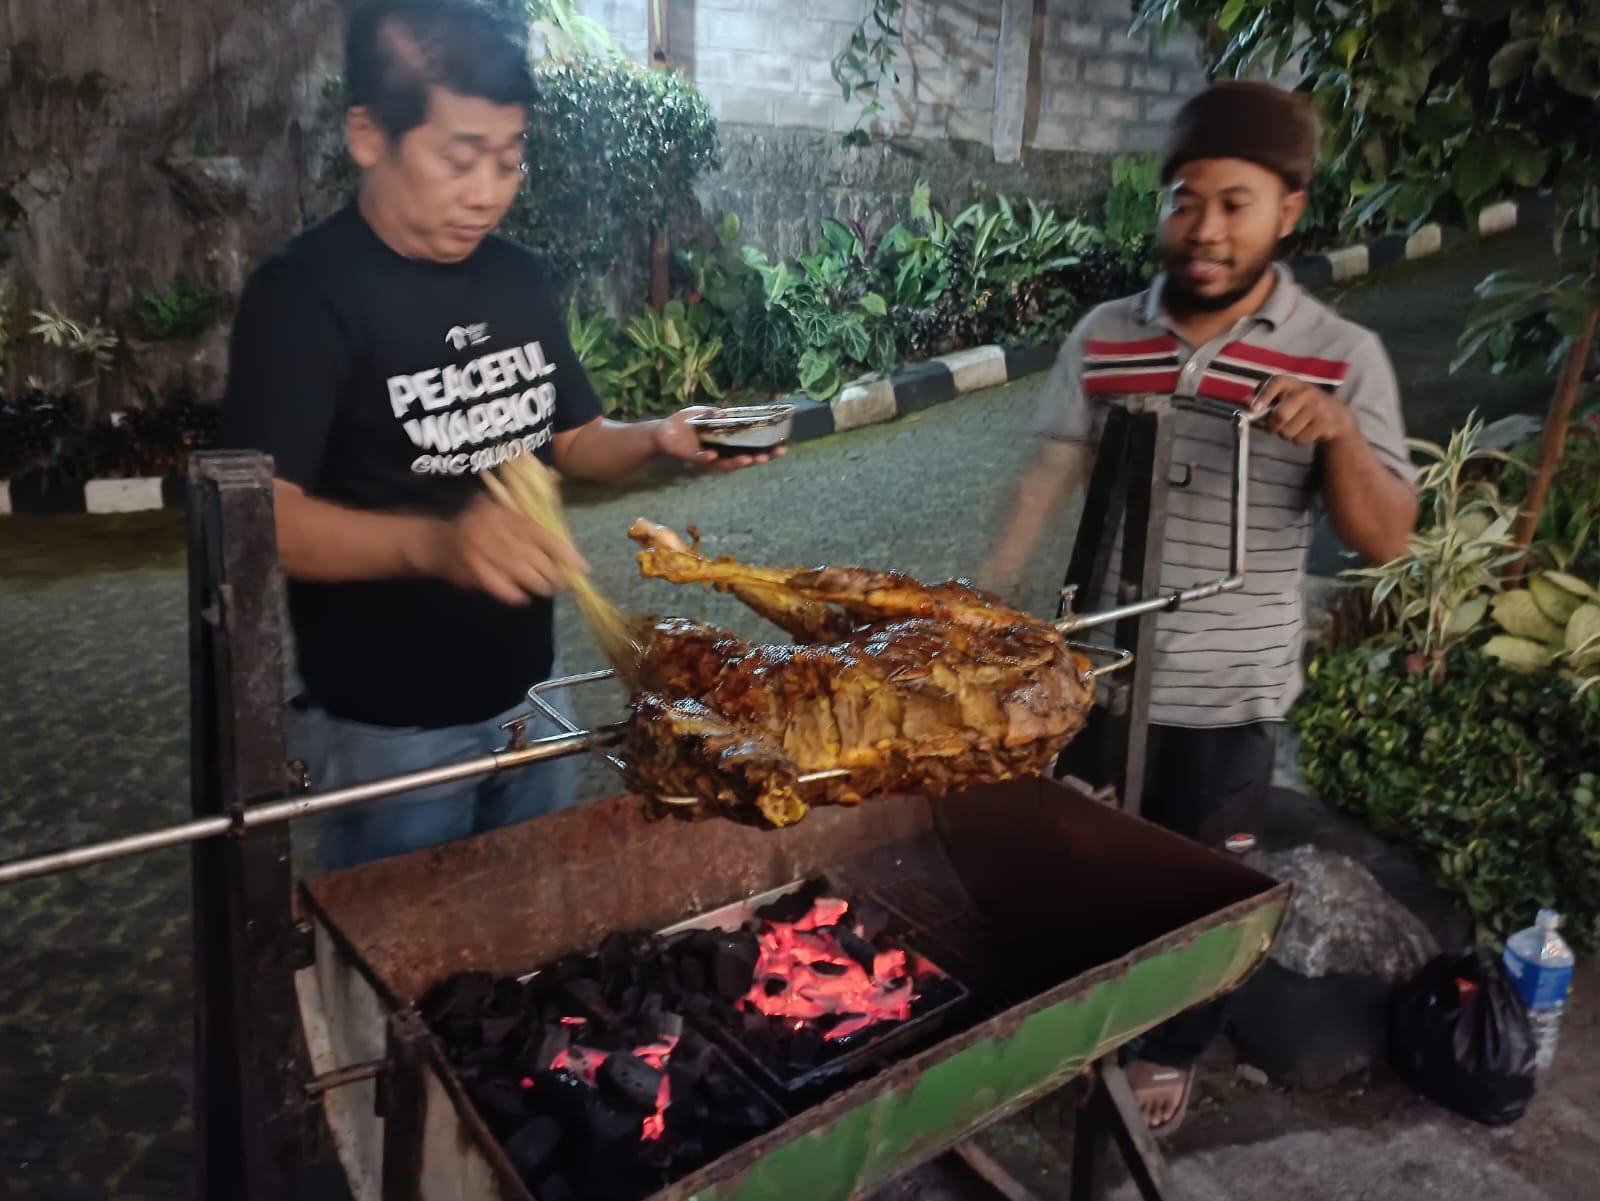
{"left": 222, "top": 0, "right": 776, "bottom": 870}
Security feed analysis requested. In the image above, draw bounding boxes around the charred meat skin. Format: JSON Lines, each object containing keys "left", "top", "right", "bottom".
{"left": 621, "top": 521, "right": 1095, "bottom": 826}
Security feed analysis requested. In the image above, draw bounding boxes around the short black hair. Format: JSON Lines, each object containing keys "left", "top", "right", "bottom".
{"left": 345, "top": 0, "right": 537, "bottom": 140}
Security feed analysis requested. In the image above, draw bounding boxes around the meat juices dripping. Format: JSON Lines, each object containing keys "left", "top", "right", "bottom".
{"left": 739, "top": 897, "right": 916, "bottom": 1041}
{"left": 547, "top": 1018, "right": 680, "bottom": 1143}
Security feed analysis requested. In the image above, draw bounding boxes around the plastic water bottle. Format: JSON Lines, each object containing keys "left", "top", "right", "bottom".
{"left": 1502, "top": 909, "right": 1576, "bottom": 1070}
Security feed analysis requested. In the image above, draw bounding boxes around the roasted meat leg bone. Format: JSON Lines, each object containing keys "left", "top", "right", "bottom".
{"left": 620, "top": 521, "right": 1096, "bottom": 827}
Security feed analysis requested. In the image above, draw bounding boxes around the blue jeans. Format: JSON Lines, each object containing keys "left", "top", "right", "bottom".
{"left": 292, "top": 678, "right": 580, "bottom": 873}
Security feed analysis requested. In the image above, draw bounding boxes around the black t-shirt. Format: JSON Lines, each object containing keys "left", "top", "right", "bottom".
{"left": 221, "top": 203, "right": 603, "bottom": 728}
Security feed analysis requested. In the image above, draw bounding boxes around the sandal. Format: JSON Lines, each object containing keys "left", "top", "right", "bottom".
{"left": 1126, "top": 1059, "right": 1196, "bottom": 1138}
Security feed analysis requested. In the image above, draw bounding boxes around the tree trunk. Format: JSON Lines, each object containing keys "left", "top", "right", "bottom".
{"left": 647, "top": 0, "right": 671, "bottom": 311}
{"left": 1511, "top": 302, "right": 1600, "bottom": 566}
{"left": 649, "top": 227, "right": 671, "bottom": 312}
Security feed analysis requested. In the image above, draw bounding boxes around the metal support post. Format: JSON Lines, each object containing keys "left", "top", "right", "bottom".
{"left": 187, "top": 450, "right": 345, "bottom": 1200}
{"left": 1069, "top": 1058, "right": 1181, "bottom": 1201}
{"left": 1055, "top": 403, "right": 1177, "bottom": 815}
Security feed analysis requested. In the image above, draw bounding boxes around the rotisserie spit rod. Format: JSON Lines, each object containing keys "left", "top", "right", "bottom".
{"left": 0, "top": 726, "right": 618, "bottom": 886}
{"left": 0, "top": 721, "right": 881, "bottom": 887}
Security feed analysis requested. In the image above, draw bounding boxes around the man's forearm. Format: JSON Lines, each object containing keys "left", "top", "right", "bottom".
{"left": 553, "top": 418, "right": 662, "bottom": 483}
{"left": 1320, "top": 433, "right": 1418, "bottom": 564}
{"left": 979, "top": 439, "right": 1094, "bottom": 595}
{"left": 274, "top": 481, "right": 440, "bottom": 582}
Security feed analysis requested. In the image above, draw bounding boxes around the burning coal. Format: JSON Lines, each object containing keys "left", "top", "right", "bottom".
{"left": 421, "top": 880, "right": 967, "bottom": 1200}
{"left": 741, "top": 895, "right": 915, "bottom": 1041}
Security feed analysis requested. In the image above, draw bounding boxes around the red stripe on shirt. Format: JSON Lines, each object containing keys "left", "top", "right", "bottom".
{"left": 1084, "top": 336, "right": 1181, "bottom": 358}
{"left": 1083, "top": 370, "right": 1181, "bottom": 396}
{"left": 1196, "top": 374, "right": 1257, "bottom": 405}
{"left": 1218, "top": 341, "right": 1350, "bottom": 382}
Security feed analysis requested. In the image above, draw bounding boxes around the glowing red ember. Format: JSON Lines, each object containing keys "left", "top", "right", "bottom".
{"left": 550, "top": 1030, "right": 681, "bottom": 1142}
{"left": 740, "top": 897, "right": 915, "bottom": 1041}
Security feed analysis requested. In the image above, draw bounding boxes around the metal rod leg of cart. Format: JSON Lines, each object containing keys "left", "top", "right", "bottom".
{"left": 188, "top": 450, "right": 342, "bottom": 1200}
{"left": 1070, "top": 1058, "right": 1183, "bottom": 1201}
{"left": 1055, "top": 400, "right": 1176, "bottom": 816}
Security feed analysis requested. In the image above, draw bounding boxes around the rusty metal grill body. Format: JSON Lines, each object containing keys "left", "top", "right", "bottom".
{"left": 301, "top": 778, "right": 1288, "bottom": 1201}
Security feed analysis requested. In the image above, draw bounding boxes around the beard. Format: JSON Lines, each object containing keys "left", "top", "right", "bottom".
{"left": 1161, "top": 244, "right": 1278, "bottom": 316}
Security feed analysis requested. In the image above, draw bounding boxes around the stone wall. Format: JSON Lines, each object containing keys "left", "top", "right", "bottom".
{"left": 581, "top": 0, "right": 1206, "bottom": 151}
{"left": 581, "top": 0, "right": 1209, "bottom": 266}
{"left": 0, "top": 1, "right": 345, "bottom": 406}
{"left": 696, "top": 127, "right": 1112, "bottom": 263}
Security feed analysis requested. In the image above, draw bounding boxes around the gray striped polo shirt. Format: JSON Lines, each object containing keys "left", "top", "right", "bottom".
{"left": 1035, "top": 264, "right": 1415, "bottom": 728}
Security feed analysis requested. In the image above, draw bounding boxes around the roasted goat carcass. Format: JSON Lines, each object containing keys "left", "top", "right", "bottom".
{"left": 620, "top": 520, "right": 1095, "bottom": 827}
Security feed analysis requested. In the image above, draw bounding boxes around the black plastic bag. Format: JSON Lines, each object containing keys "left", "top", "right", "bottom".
{"left": 1388, "top": 948, "right": 1537, "bottom": 1126}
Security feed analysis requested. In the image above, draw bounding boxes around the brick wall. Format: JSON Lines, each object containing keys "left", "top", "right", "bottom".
{"left": 1033, "top": 0, "right": 1206, "bottom": 153}
{"left": 576, "top": 0, "right": 1207, "bottom": 156}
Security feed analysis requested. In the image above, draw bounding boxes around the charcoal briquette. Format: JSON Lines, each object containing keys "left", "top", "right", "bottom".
{"left": 527, "top": 1026, "right": 570, "bottom": 1073}
{"left": 756, "top": 880, "right": 826, "bottom": 924}
{"left": 491, "top": 978, "right": 525, "bottom": 1013}
{"left": 709, "top": 932, "right": 759, "bottom": 999}
{"left": 678, "top": 955, "right": 707, "bottom": 995}
{"left": 535, "top": 1171, "right": 578, "bottom": 1201}
{"left": 468, "top": 1080, "right": 530, "bottom": 1135}
{"left": 503, "top": 1116, "right": 562, "bottom": 1179}
{"left": 640, "top": 991, "right": 664, "bottom": 1024}
{"left": 597, "top": 931, "right": 634, "bottom": 990}
{"left": 479, "top": 1015, "right": 522, "bottom": 1047}
{"left": 853, "top": 901, "right": 890, "bottom": 941}
{"left": 419, "top": 971, "right": 495, "bottom": 1025}
{"left": 656, "top": 1011, "right": 684, "bottom": 1041}
{"left": 836, "top": 927, "right": 878, "bottom": 973}
{"left": 560, "top": 977, "right": 611, "bottom": 1022}
{"left": 597, "top": 1051, "right": 664, "bottom": 1113}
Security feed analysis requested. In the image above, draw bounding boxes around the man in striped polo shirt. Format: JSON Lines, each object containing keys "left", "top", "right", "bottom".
{"left": 982, "top": 81, "right": 1419, "bottom": 1131}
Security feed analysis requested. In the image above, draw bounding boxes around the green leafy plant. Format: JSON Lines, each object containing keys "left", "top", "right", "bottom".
{"left": 1454, "top": 271, "right": 1600, "bottom": 378}
{"left": 677, "top": 214, "right": 801, "bottom": 395}
{"left": 1338, "top": 415, "right": 1519, "bottom": 666}
{"left": 526, "top": 0, "right": 619, "bottom": 59}
{"left": 1293, "top": 643, "right": 1600, "bottom": 950}
{"left": 1500, "top": 407, "right": 1600, "bottom": 574}
{"left": 136, "top": 280, "right": 219, "bottom": 341}
{"left": 1100, "top": 154, "right": 1162, "bottom": 273}
{"left": 626, "top": 299, "right": 725, "bottom": 410}
{"left": 1482, "top": 570, "right": 1600, "bottom": 692}
{"left": 502, "top": 57, "right": 721, "bottom": 291}
{"left": 29, "top": 305, "right": 118, "bottom": 390}
{"left": 831, "top": 0, "right": 904, "bottom": 147}
{"left": 565, "top": 300, "right": 651, "bottom": 415}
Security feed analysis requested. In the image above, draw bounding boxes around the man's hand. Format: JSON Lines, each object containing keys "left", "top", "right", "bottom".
{"left": 652, "top": 406, "right": 787, "bottom": 473}
{"left": 1251, "top": 376, "right": 1357, "bottom": 446}
{"left": 410, "top": 495, "right": 589, "bottom": 607}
